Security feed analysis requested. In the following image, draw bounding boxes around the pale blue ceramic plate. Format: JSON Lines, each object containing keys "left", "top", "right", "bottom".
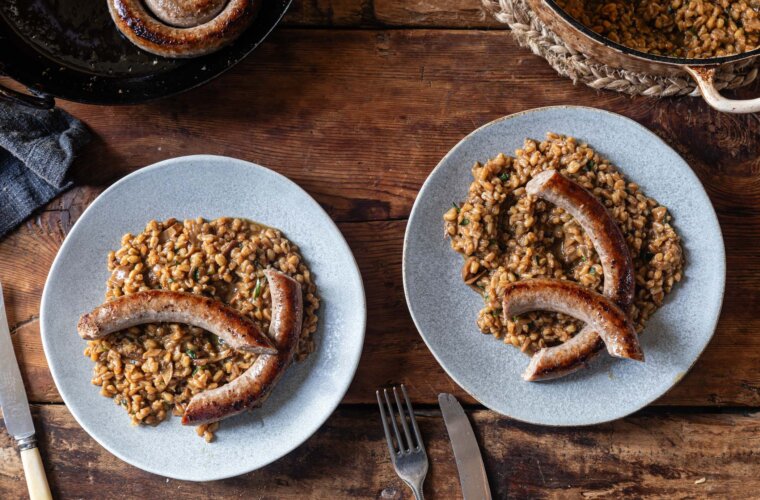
{"left": 403, "top": 106, "right": 725, "bottom": 426}
{"left": 40, "top": 156, "right": 366, "bottom": 480}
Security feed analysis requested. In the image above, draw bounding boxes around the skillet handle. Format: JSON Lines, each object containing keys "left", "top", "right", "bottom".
{"left": 0, "top": 83, "right": 54, "bottom": 109}
{"left": 685, "top": 66, "right": 760, "bottom": 114}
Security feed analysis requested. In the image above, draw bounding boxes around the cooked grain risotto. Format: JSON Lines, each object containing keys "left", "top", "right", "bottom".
{"left": 443, "top": 133, "right": 684, "bottom": 355}
{"left": 84, "top": 217, "right": 319, "bottom": 442}
{"left": 555, "top": 0, "right": 760, "bottom": 58}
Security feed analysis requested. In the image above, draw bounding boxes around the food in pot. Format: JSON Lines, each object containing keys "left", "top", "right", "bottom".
{"left": 108, "top": 0, "right": 260, "bottom": 58}
{"left": 83, "top": 217, "right": 319, "bottom": 441}
{"left": 443, "top": 133, "right": 683, "bottom": 368}
{"left": 555, "top": 0, "right": 760, "bottom": 58}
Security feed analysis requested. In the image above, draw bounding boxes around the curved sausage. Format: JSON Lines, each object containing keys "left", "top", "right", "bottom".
{"left": 144, "top": 0, "right": 227, "bottom": 28}
{"left": 523, "top": 170, "right": 636, "bottom": 380}
{"left": 502, "top": 279, "right": 643, "bottom": 361}
{"left": 107, "top": 0, "right": 260, "bottom": 58}
{"left": 526, "top": 169, "right": 635, "bottom": 307}
{"left": 77, "top": 290, "right": 276, "bottom": 355}
{"left": 182, "top": 269, "right": 303, "bottom": 425}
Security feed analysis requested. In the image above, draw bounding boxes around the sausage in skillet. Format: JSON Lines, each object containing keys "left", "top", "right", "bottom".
{"left": 107, "top": 0, "right": 260, "bottom": 58}
{"left": 522, "top": 170, "right": 636, "bottom": 380}
{"left": 182, "top": 269, "right": 303, "bottom": 425}
{"left": 502, "top": 279, "right": 643, "bottom": 362}
{"left": 77, "top": 290, "right": 277, "bottom": 355}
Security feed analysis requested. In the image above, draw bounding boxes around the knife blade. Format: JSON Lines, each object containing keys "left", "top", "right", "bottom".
{"left": 438, "top": 393, "right": 492, "bottom": 500}
{"left": 0, "top": 281, "right": 35, "bottom": 441}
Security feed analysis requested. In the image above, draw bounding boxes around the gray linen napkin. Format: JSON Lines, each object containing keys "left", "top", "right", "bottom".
{"left": 0, "top": 101, "right": 91, "bottom": 238}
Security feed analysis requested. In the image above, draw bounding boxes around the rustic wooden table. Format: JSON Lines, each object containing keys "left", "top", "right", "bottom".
{"left": 2, "top": 1, "right": 760, "bottom": 498}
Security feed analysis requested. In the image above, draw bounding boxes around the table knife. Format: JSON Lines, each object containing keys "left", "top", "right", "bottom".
{"left": 438, "top": 393, "right": 492, "bottom": 500}
{"left": 0, "top": 282, "right": 52, "bottom": 500}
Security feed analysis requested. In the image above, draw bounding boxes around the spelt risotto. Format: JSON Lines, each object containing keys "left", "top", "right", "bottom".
{"left": 555, "top": 0, "right": 760, "bottom": 58}
{"left": 83, "top": 217, "right": 319, "bottom": 441}
{"left": 443, "top": 133, "right": 684, "bottom": 355}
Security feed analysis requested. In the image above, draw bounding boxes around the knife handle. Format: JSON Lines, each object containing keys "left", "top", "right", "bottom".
{"left": 19, "top": 440, "right": 52, "bottom": 500}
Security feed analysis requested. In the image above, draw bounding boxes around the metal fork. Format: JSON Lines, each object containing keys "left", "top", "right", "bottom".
{"left": 376, "top": 385, "right": 429, "bottom": 500}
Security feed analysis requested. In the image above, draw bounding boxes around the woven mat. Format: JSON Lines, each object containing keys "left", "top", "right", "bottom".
{"left": 482, "top": 0, "right": 759, "bottom": 97}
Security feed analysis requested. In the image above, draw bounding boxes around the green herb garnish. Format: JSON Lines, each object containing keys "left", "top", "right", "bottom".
{"left": 452, "top": 202, "right": 460, "bottom": 212}
{"left": 460, "top": 219, "right": 470, "bottom": 226}
{"left": 193, "top": 268, "right": 200, "bottom": 281}
{"left": 186, "top": 349, "right": 197, "bottom": 359}
{"left": 590, "top": 267, "right": 597, "bottom": 275}
{"left": 253, "top": 278, "right": 263, "bottom": 299}
{"left": 192, "top": 366, "right": 199, "bottom": 376}
{"left": 499, "top": 172, "right": 510, "bottom": 182}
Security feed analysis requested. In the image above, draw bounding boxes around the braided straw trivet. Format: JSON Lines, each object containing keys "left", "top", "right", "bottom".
{"left": 482, "top": 0, "right": 759, "bottom": 97}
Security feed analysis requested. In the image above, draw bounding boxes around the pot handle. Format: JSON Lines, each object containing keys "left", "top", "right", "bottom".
{"left": 685, "top": 66, "right": 760, "bottom": 114}
{"left": 0, "top": 83, "right": 55, "bottom": 109}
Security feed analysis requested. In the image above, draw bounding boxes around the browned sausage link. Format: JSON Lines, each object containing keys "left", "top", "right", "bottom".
{"left": 502, "top": 279, "right": 643, "bottom": 361}
{"left": 77, "top": 290, "right": 276, "bottom": 355}
{"left": 523, "top": 170, "right": 636, "bottom": 380}
{"left": 107, "top": 0, "right": 260, "bottom": 58}
{"left": 182, "top": 269, "right": 303, "bottom": 425}
{"left": 526, "top": 169, "right": 635, "bottom": 307}
{"left": 523, "top": 332, "right": 606, "bottom": 381}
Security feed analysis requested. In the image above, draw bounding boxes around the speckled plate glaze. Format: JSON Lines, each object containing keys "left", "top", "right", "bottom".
{"left": 403, "top": 106, "right": 724, "bottom": 426}
{"left": 40, "top": 156, "right": 366, "bottom": 480}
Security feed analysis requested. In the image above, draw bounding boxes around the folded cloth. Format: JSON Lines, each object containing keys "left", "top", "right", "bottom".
{"left": 0, "top": 101, "right": 91, "bottom": 238}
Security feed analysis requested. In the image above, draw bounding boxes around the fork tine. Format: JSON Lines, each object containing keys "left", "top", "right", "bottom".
{"left": 393, "top": 386, "right": 414, "bottom": 452}
{"left": 376, "top": 390, "right": 397, "bottom": 457}
{"left": 401, "top": 384, "right": 425, "bottom": 452}
{"left": 383, "top": 388, "right": 405, "bottom": 453}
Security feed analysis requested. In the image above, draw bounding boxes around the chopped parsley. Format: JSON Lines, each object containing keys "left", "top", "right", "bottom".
{"left": 499, "top": 172, "right": 510, "bottom": 182}
{"left": 253, "top": 278, "right": 263, "bottom": 299}
{"left": 452, "top": 202, "right": 460, "bottom": 212}
{"left": 186, "top": 349, "right": 197, "bottom": 359}
{"left": 460, "top": 219, "right": 470, "bottom": 226}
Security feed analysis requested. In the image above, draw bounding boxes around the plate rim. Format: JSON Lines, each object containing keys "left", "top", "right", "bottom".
{"left": 402, "top": 105, "right": 726, "bottom": 426}
{"left": 39, "top": 154, "right": 366, "bottom": 480}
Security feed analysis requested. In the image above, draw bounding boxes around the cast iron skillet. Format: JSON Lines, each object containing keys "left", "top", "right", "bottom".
{"left": 0, "top": 0, "right": 290, "bottom": 108}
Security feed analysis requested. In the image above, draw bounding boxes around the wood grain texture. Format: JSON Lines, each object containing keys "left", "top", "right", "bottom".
{"left": 283, "top": 0, "right": 504, "bottom": 27}
{"left": 1, "top": 17, "right": 759, "bottom": 499}
{"left": 2, "top": 405, "right": 759, "bottom": 499}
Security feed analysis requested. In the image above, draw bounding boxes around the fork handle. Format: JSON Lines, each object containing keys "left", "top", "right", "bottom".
{"left": 409, "top": 484, "right": 424, "bottom": 500}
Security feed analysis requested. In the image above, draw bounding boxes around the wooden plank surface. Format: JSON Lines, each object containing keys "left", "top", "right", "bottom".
{"left": 282, "top": 0, "right": 504, "bottom": 27}
{"left": 2, "top": 406, "right": 759, "bottom": 499}
{"left": 1, "top": 29, "right": 759, "bottom": 407}
{"left": 2, "top": 17, "right": 760, "bottom": 498}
